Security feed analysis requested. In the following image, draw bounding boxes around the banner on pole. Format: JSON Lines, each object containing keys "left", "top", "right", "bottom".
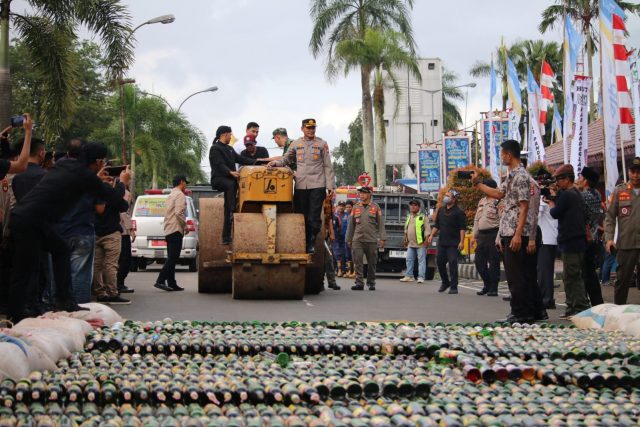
{"left": 417, "top": 148, "right": 442, "bottom": 194}
{"left": 483, "top": 119, "right": 509, "bottom": 169}
{"left": 527, "top": 90, "right": 546, "bottom": 163}
{"left": 570, "top": 77, "right": 592, "bottom": 174}
{"left": 444, "top": 136, "right": 471, "bottom": 175}
{"left": 631, "top": 54, "right": 640, "bottom": 157}
{"left": 508, "top": 109, "right": 521, "bottom": 142}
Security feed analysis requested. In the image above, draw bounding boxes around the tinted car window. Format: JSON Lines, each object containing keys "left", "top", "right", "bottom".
{"left": 386, "top": 196, "right": 400, "bottom": 222}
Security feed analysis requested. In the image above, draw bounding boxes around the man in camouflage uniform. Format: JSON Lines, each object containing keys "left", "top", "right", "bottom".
{"left": 346, "top": 186, "right": 386, "bottom": 291}
{"left": 604, "top": 157, "right": 640, "bottom": 305}
{"left": 268, "top": 119, "right": 336, "bottom": 253}
{"left": 473, "top": 140, "right": 534, "bottom": 323}
{"left": 272, "top": 128, "right": 294, "bottom": 158}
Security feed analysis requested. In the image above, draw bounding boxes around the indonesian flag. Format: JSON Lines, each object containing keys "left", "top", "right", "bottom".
{"left": 539, "top": 61, "right": 555, "bottom": 134}
{"left": 613, "top": 13, "right": 635, "bottom": 140}
{"left": 392, "top": 165, "right": 398, "bottom": 182}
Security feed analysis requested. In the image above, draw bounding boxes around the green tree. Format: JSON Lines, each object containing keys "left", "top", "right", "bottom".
{"left": 334, "top": 28, "right": 419, "bottom": 186}
{"left": 539, "top": 0, "right": 640, "bottom": 119}
{"left": 309, "top": 0, "right": 416, "bottom": 187}
{"left": 442, "top": 67, "right": 464, "bottom": 132}
{"left": 332, "top": 111, "right": 364, "bottom": 186}
{"left": 10, "top": 39, "right": 115, "bottom": 147}
{"left": 0, "top": 0, "right": 133, "bottom": 140}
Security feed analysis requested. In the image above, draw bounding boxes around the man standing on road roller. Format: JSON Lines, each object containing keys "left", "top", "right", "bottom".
{"left": 346, "top": 186, "right": 386, "bottom": 291}
{"left": 268, "top": 118, "right": 336, "bottom": 253}
{"left": 209, "top": 126, "right": 257, "bottom": 245}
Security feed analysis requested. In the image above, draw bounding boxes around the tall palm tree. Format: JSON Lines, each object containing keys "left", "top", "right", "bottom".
{"left": 442, "top": 67, "right": 464, "bottom": 132}
{"left": 0, "top": 0, "right": 133, "bottom": 140}
{"left": 469, "top": 43, "right": 522, "bottom": 111}
{"left": 539, "top": 0, "right": 640, "bottom": 119}
{"left": 309, "top": 0, "right": 416, "bottom": 179}
{"left": 335, "top": 28, "right": 420, "bottom": 185}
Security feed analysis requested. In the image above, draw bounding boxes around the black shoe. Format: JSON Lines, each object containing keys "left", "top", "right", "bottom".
{"left": 535, "top": 310, "right": 549, "bottom": 321}
{"left": 168, "top": 284, "right": 184, "bottom": 292}
{"left": 497, "top": 314, "right": 533, "bottom": 324}
{"left": 154, "top": 282, "right": 172, "bottom": 292}
{"left": 502, "top": 295, "right": 512, "bottom": 301}
{"left": 306, "top": 243, "right": 316, "bottom": 254}
{"left": 448, "top": 288, "right": 458, "bottom": 294}
{"left": 328, "top": 284, "right": 341, "bottom": 290}
{"left": 559, "top": 311, "right": 576, "bottom": 320}
{"left": 105, "top": 295, "right": 131, "bottom": 305}
{"left": 222, "top": 238, "right": 232, "bottom": 245}
{"left": 544, "top": 302, "right": 557, "bottom": 310}
{"left": 438, "top": 284, "right": 450, "bottom": 293}
{"left": 351, "top": 285, "right": 364, "bottom": 291}
{"left": 487, "top": 292, "right": 498, "bottom": 296}
{"left": 55, "top": 299, "right": 90, "bottom": 312}
{"left": 118, "top": 286, "right": 135, "bottom": 294}
{"left": 477, "top": 289, "right": 488, "bottom": 296}
{"left": 368, "top": 285, "right": 376, "bottom": 291}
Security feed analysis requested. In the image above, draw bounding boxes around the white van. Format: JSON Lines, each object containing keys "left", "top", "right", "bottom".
{"left": 130, "top": 190, "right": 199, "bottom": 272}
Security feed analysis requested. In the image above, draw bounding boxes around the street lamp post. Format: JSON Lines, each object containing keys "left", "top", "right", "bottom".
{"left": 177, "top": 87, "right": 218, "bottom": 113}
{"left": 410, "top": 82, "right": 476, "bottom": 144}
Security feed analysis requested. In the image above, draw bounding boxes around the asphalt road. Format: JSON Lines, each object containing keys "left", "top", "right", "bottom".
{"left": 115, "top": 264, "right": 579, "bottom": 323}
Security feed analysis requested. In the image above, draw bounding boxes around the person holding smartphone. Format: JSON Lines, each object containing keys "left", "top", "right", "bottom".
{"left": 0, "top": 114, "right": 33, "bottom": 180}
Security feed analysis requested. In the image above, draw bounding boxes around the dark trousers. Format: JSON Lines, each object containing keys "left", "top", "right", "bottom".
{"left": 211, "top": 177, "right": 238, "bottom": 241}
{"left": 525, "top": 242, "right": 544, "bottom": 315}
{"left": 583, "top": 241, "right": 604, "bottom": 306}
{"left": 537, "top": 244, "right": 557, "bottom": 307}
{"left": 324, "top": 243, "right": 336, "bottom": 287}
{"left": 502, "top": 236, "right": 534, "bottom": 319}
{"left": 9, "top": 220, "right": 73, "bottom": 318}
{"left": 156, "top": 232, "right": 183, "bottom": 286}
{"left": 615, "top": 248, "right": 640, "bottom": 304}
{"left": 352, "top": 241, "right": 378, "bottom": 286}
{"left": 474, "top": 230, "right": 500, "bottom": 293}
{"left": 117, "top": 234, "right": 132, "bottom": 288}
{"left": 294, "top": 188, "right": 326, "bottom": 245}
{"left": 437, "top": 245, "right": 459, "bottom": 290}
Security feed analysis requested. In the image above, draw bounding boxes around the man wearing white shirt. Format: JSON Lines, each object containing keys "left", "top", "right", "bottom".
{"left": 233, "top": 122, "right": 260, "bottom": 155}
{"left": 536, "top": 170, "right": 558, "bottom": 310}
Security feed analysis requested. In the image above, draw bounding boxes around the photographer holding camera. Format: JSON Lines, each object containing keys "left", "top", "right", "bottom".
{"left": 534, "top": 168, "right": 559, "bottom": 310}
{"left": 545, "top": 164, "right": 590, "bottom": 318}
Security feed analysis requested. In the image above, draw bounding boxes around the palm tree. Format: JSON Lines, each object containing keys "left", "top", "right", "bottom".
{"left": 335, "top": 28, "right": 420, "bottom": 185}
{"left": 539, "top": 0, "right": 640, "bottom": 119}
{"left": 469, "top": 43, "right": 522, "bottom": 111}
{"left": 0, "top": 0, "right": 133, "bottom": 140}
{"left": 309, "top": 0, "right": 416, "bottom": 180}
{"left": 442, "top": 67, "right": 464, "bottom": 132}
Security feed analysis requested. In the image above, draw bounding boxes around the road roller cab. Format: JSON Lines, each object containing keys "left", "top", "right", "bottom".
{"left": 198, "top": 165, "right": 325, "bottom": 299}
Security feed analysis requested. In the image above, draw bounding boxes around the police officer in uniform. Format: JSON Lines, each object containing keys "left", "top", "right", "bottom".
{"left": 346, "top": 186, "right": 386, "bottom": 290}
{"left": 268, "top": 119, "right": 336, "bottom": 253}
{"left": 604, "top": 157, "right": 640, "bottom": 304}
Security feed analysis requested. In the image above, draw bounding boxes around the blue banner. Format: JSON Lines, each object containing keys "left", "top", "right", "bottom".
{"left": 483, "top": 119, "right": 509, "bottom": 169}
{"left": 417, "top": 149, "right": 441, "bottom": 193}
{"left": 444, "top": 137, "right": 471, "bottom": 175}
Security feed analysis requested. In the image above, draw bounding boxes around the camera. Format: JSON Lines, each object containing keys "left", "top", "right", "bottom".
{"left": 105, "top": 165, "right": 126, "bottom": 177}
{"left": 10, "top": 116, "right": 24, "bottom": 128}
{"left": 457, "top": 170, "right": 473, "bottom": 180}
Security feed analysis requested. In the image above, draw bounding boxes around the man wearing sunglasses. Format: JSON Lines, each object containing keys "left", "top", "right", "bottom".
{"left": 268, "top": 118, "right": 336, "bottom": 253}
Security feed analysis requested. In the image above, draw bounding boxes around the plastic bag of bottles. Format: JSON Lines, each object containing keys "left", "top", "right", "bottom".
{"left": 0, "top": 341, "right": 30, "bottom": 380}
{"left": 603, "top": 305, "right": 640, "bottom": 333}
{"left": 69, "top": 303, "right": 123, "bottom": 327}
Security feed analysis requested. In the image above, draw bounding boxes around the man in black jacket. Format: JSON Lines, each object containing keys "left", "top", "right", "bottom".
{"left": 209, "top": 126, "right": 257, "bottom": 245}
{"left": 12, "top": 138, "right": 46, "bottom": 202}
{"left": 547, "top": 164, "right": 590, "bottom": 318}
{"left": 8, "top": 142, "right": 126, "bottom": 321}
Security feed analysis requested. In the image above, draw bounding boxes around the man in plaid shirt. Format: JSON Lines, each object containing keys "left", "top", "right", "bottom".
{"left": 577, "top": 167, "right": 604, "bottom": 306}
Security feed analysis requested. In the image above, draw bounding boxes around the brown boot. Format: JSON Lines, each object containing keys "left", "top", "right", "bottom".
{"left": 346, "top": 261, "right": 355, "bottom": 278}
{"left": 336, "top": 261, "right": 343, "bottom": 277}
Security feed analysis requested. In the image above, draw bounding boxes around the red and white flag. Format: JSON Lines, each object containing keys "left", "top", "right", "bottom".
{"left": 539, "top": 61, "right": 555, "bottom": 134}
{"left": 613, "top": 14, "right": 635, "bottom": 140}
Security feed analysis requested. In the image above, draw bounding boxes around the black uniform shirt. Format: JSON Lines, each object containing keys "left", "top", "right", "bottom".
{"left": 434, "top": 205, "right": 467, "bottom": 247}
{"left": 12, "top": 162, "right": 46, "bottom": 202}
{"left": 0, "top": 159, "right": 10, "bottom": 180}
{"left": 209, "top": 141, "right": 256, "bottom": 180}
{"left": 95, "top": 182, "right": 128, "bottom": 237}
{"left": 240, "top": 146, "right": 269, "bottom": 160}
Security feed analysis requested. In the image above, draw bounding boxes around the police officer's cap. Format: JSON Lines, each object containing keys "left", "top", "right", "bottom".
{"left": 302, "top": 118, "right": 317, "bottom": 128}
{"left": 630, "top": 157, "right": 640, "bottom": 170}
{"left": 356, "top": 186, "right": 372, "bottom": 193}
{"left": 337, "top": 200, "right": 346, "bottom": 206}
{"left": 408, "top": 199, "right": 421, "bottom": 206}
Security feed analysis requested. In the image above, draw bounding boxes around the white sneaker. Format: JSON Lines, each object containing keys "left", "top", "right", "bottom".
{"left": 399, "top": 276, "right": 415, "bottom": 282}
{"left": 417, "top": 278, "right": 424, "bottom": 284}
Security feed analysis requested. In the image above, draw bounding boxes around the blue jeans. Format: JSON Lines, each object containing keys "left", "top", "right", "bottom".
{"left": 601, "top": 251, "right": 618, "bottom": 282}
{"left": 404, "top": 246, "right": 427, "bottom": 279}
{"left": 67, "top": 234, "right": 95, "bottom": 304}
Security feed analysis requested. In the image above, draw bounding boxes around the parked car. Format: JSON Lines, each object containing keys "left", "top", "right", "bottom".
{"left": 130, "top": 189, "right": 199, "bottom": 272}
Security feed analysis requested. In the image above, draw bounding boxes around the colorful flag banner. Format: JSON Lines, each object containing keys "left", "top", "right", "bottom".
{"left": 552, "top": 101, "right": 563, "bottom": 144}
{"left": 600, "top": 0, "right": 624, "bottom": 194}
{"left": 508, "top": 109, "right": 521, "bottom": 142}
{"left": 444, "top": 136, "right": 471, "bottom": 175}
{"left": 417, "top": 148, "right": 441, "bottom": 193}
{"left": 570, "top": 78, "right": 592, "bottom": 174}
{"left": 563, "top": 16, "right": 582, "bottom": 164}
{"left": 488, "top": 58, "right": 499, "bottom": 181}
{"left": 539, "top": 61, "right": 556, "bottom": 135}
{"left": 631, "top": 53, "right": 640, "bottom": 157}
{"left": 526, "top": 67, "right": 545, "bottom": 163}
{"left": 506, "top": 56, "right": 522, "bottom": 117}
{"left": 612, "top": 14, "right": 634, "bottom": 142}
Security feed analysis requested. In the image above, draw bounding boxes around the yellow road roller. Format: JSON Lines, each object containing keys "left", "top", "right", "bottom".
{"left": 198, "top": 166, "right": 326, "bottom": 299}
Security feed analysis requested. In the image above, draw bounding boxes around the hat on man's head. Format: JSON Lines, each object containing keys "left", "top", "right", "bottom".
{"left": 630, "top": 157, "right": 640, "bottom": 170}
{"left": 408, "top": 199, "right": 421, "bottom": 206}
{"left": 356, "top": 186, "right": 372, "bottom": 193}
{"left": 337, "top": 200, "right": 346, "bottom": 206}
{"left": 172, "top": 174, "right": 189, "bottom": 187}
{"left": 272, "top": 128, "right": 288, "bottom": 138}
{"left": 553, "top": 163, "right": 575, "bottom": 178}
{"left": 302, "top": 118, "right": 317, "bottom": 128}
{"left": 216, "top": 125, "right": 232, "bottom": 138}
{"left": 243, "top": 134, "right": 256, "bottom": 145}
{"left": 579, "top": 166, "right": 600, "bottom": 183}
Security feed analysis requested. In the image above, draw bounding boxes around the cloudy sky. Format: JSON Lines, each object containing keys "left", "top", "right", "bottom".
{"left": 57, "top": 1, "right": 640, "bottom": 171}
